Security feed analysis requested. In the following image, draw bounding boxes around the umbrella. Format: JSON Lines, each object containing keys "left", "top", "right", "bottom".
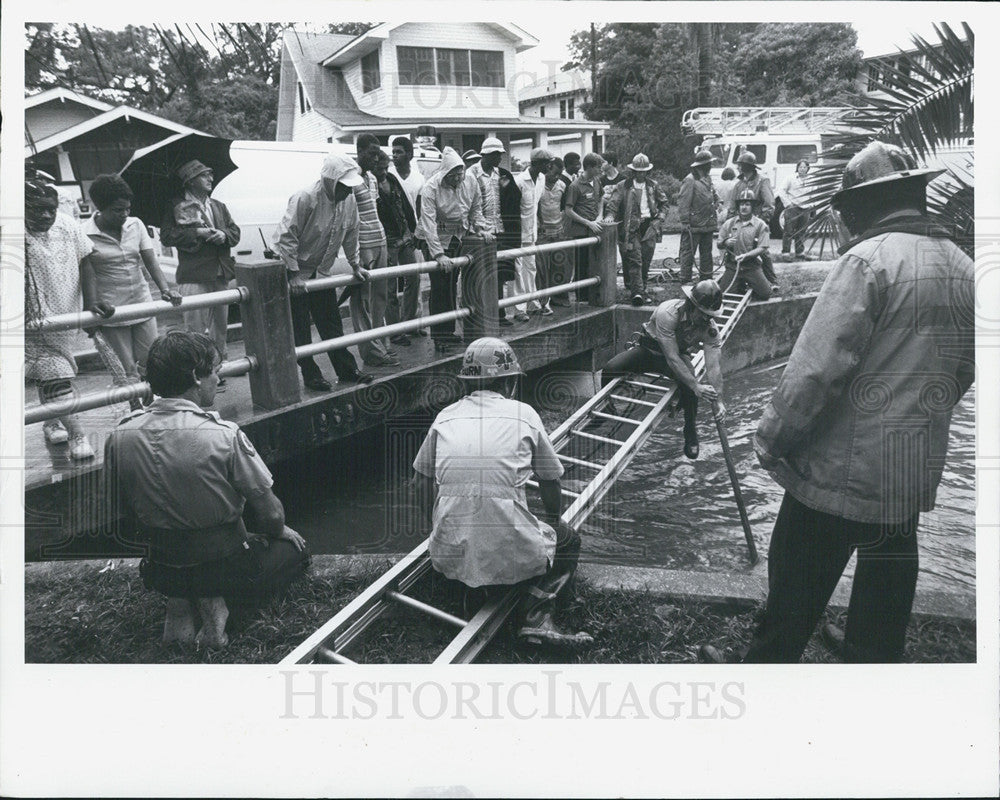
{"left": 119, "top": 133, "right": 237, "bottom": 227}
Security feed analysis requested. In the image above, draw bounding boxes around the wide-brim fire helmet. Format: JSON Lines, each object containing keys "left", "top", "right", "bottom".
{"left": 682, "top": 279, "right": 726, "bottom": 319}
{"left": 458, "top": 337, "right": 525, "bottom": 380}
{"left": 830, "top": 141, "right": 944, "bottom": 211}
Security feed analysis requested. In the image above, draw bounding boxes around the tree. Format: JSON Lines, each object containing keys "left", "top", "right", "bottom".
{"left": 805, "top": 23, "right": 974, "bottom": 254}
{"left": 326, "top": 23, "right": 377, "bottom": 36}
{"left": 731, "top": 23, "right": 862, "bottom": 105}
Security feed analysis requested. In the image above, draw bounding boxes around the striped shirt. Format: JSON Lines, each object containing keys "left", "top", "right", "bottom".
{"left": 354, "top": 170, "right": 387, "bottom": 251}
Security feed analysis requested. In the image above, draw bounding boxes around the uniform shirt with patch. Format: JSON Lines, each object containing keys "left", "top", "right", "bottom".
{"left": 718, "top": 215, "right": 770, "bottom": 257}
{"left": 564, "top": 175, "right": 602, "bottom": 236}
{"left": 643, "top": 298, "right": 720, "bottom": 356}
{"left": 413, "top": 391, "right": 563, "bottom": 587}
{"left": 104, "top": 397, "right": 273, "bottom": 530}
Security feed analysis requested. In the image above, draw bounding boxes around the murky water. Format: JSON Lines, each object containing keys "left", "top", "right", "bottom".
{"left": 274, "top": 362, "right": 975, "bottom": 596}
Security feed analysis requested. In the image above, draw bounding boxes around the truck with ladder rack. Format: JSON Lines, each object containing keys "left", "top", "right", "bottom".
{"left": 682, "top": 106, "right": 973, "bottom": 238}
{"left": 681, "top": 106, "right": 857, "bottom": 237}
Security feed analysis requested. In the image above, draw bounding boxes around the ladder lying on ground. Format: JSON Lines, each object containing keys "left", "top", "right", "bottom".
{"left": 281, "top": 290, "right": 755, "bottom": 665}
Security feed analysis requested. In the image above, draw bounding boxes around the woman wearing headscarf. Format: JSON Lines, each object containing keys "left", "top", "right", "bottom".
{"left": 81, "top": 174, "right": 182, "bottom": 393}
{"left": 24, "top": 173, "right": 95, "bottom": 459}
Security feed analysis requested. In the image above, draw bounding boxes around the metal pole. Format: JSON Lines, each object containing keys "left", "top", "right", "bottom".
{"left": 712, "top": 400, "right": 758, "bottom": 565}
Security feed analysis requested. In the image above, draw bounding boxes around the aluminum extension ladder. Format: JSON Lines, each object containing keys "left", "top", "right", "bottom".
{"left": 281, "top": 290, "right": 755, "bottom": 665}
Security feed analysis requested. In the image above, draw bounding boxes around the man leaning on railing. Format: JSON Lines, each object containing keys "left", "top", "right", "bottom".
{"left": 273, "top": 152, "right": 374, "bottom": 391}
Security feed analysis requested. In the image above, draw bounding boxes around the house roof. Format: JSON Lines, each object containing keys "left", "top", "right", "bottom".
{"left": 281, "top": 30, "right": 383, "bottom": 127}
{"left": 25, "top": 105, "right": 204, "bottom": 157}
{"left": 25, "top": 87, "right": 115, "bottom": 112}
{"left": 320, "top": 22, "right": 540, "bottom": 67}
{"left": 518, "top": 68, "right": 591, "bottom": 104}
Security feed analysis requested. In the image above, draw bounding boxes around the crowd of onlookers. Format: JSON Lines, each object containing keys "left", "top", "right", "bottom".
{"left": 25, "top": 132, "right": 814, "bottom": 458}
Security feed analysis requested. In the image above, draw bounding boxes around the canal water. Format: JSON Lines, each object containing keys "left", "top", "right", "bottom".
{"left": 273, "top": 361, "right": 975, "bottom": 597}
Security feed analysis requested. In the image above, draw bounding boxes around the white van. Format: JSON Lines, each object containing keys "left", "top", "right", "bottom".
{"left": 209, "top": 139, "right": 442, "bottom": 264}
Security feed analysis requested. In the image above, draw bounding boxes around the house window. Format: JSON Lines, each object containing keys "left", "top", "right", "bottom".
{"left": 567, "top": 98, "right": 575, "bottom": 119}
{"left": 867, "top": 64, "right": 881, "bottom": 92}
{"left": 539, "top": 105, "right": 545, "bottom": 118}
{"left": 398, "top": 46, "right": 504, "bottom": 87}
{"left": 560, "top": 99, "right": 574, "bottom": 119}
{"left": 361, "top": 49, "right": 381, "bottom": 93}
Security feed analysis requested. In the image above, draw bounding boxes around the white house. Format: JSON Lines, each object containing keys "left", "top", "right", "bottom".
{"left": 275, "top": 24, "right": 608, "bottom": 166}
{"left": 25, "top": 87, "right": 204, "bottom": 209}
{"left": 515, "top": 67, "right": 597, "bottom": 162}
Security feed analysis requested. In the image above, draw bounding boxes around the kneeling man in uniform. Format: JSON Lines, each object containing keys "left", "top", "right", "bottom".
{"left": 413, "top": 337, "right": 593, "bottom": 647}
{"left": 105, "top": 330, "right": 309, "bottom": 648}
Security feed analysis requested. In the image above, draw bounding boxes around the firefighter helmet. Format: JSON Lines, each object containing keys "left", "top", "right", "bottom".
{"left": 682, "top": 279, "right": 726, "bottom": 319}
{"left": 458, "top": 337, "right": 524, "bottom": 380}
{"left": 831, "top": 141, "right": 943, "bottom": 210}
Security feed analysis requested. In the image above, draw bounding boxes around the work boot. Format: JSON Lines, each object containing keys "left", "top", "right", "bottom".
{"left": 194, "top": 597, "right": 229, "bottom": 650}
{"left": 683, "top": 422, "right": 699, "bottom": 460}
{"left": 162, "top": 598, "right": 197, "bottom": 645}
{"left": 518, "top": 614, "right": 594, "bottom": 649}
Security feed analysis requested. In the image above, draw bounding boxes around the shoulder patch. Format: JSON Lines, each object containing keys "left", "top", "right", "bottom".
{"left": 236, "top": 430, "right": 258, "bottom": 458}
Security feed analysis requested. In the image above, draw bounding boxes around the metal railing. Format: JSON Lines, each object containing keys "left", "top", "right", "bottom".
{"left": 25, "top": 234, "right": 611, "bottom": 425}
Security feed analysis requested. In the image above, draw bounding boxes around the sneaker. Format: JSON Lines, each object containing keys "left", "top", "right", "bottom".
{"left": 68, "top": 435, "right": 95, "bottom": 461}
{"left": 540, "top": 305, "right": 554, "bottom": 316}
{"left": 43, "top": 420, "right": 69, "bottom": 445}
{"left": 303, "top": 375, "right": 333, "bottom": 392}
{"left": 550, "top": 297, "right": 571, "bottom": 308}
{"left": 683, "top": 426, "right": 699, "bottom": 459}
{"left": 513, "top": 312, "right": 530, "bottom": 323}
{"left": 365, "top": 353, "right": 401, "bottom": 367}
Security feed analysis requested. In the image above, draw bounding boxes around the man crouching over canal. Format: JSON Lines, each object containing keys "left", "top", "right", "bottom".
{"left": 105, "top": 331, "right": 309, "bottom": 648}
{"left": 595, "top": 280, "right": 726, "bottom": 459}
{"left": 412, "top": 338, "right": 593, "bottom": 648}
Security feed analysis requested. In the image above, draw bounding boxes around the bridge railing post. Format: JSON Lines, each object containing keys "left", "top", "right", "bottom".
{"left": 235, "top": 260, "right": 302, "bottom": 410}
{"left": 460, "top": 235, "right": 499, "bottom": 340}
{"left": 589, "top": 222, "right": 619, "bottom": 307}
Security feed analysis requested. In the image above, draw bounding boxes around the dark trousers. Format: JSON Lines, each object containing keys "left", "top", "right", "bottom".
{"left": 289, "top": 272, "right": 360, "bottom": 381}
{"left": 782, "top": 206, "right": 809, "bottom": 255}
{"left": 419, "top": 238, "right": 463, "bottom": 340}
{"left": 498, "top": 259, "right": 515, "bottom": 320}
{"left": 599, "top": 338, "right": 699, "bottom": 440}
{"left": 744, "top": 493, "right": 919, "bottom": 663}
{"left": 621, "top": 220, "right": 656, "bottom": 296}
{"left": 518, "top": 522, "right": 581, "bottom": 627}
{"left": 384, "top": 240, "right": 419, "bottom": 326}
{"left": 141, "top": 535, "right": 310, "bottom": 616}
{"left": 719, "top": 259, "right": 772, "bottom": 300}
{"left": 678, "top": 229, "right": 715, "bottom": 281}
{"left": 760, "top": 248, "right": 778, "bottom": 284}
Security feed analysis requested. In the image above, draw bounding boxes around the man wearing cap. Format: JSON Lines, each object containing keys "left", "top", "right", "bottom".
{"left": 273, "top": 152, "right": 373, "bottom": 391}
{"left": 468, "top": 137, "right": 520, "bottom": 327}
{"left": 725, "top": 150, "right": 779, "bottom": 289}
{"left": 413, "top": 337, "right": 593, "bottom": 647}
{"left": 700, "top": 142, "right": 974, "bottom": 664}
{"left": 161, "top": 159, "right": 242, "bottom": 374}
{"left": 414, "top": 147, "right": 492, "bottom": 351}
{"left": 717, "top": 189, "right": 772, "bottom": 300}
{"left": 510, "top": 148, "right": 552, "bottom": 322}
{"left": 595, "top": 280, "right": 725, "bottom": 460}
{"left": 677, "top": 149, "right": 720, "bottom": 284}
{"left": 604, "top": 153, "right": 669, "bottom": 306}
{"left": 462, "top": 150, "right": 482, "bottom": 168}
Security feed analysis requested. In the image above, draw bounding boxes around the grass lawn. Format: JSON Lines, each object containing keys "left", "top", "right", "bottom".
{"left": 25, "top": 558, "right": 975, "bottom": 665}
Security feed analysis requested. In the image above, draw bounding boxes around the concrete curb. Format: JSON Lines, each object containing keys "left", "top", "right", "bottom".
{"left": 28, "top": 554, "right": 974, "bottom": 623}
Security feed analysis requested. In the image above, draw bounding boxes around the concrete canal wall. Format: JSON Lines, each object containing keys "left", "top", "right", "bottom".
{"left": 25, "top": 296, "right": 816, "bottom": 561}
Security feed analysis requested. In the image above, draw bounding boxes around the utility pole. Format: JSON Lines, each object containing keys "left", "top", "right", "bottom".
{"left": 590, "top": 23, "right": 598, "bottom": 151}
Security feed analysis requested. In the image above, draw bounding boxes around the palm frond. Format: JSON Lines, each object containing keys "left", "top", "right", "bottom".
{"left": 803, "top": 23, "right": 974, "bottom": 255}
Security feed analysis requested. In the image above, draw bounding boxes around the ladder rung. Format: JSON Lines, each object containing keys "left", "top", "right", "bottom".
{"left": 610, "top": 393, "right": 657, "bottom": 408}
{"left": 386, "top": 591, "right": 468, "bottom": 628}
{"left": 624, "top": 379, "right": 669, "bottom": 393}
{"left": 558, "top": 453, "right": 603, "bottom": 470}
{"left": 571, "top": 429, "right": 626, "bottom": 445}
{"left": 316, "top": 646, "right": 356, "bottom": 665}
{"left": 592, "top": 410, "right": 641, "bottom": 424}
